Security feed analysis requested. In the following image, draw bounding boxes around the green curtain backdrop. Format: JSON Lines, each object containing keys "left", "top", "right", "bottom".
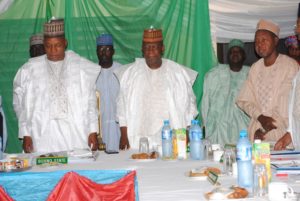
{"left": 0, "top": 0, "right": 217, "bottom": 153}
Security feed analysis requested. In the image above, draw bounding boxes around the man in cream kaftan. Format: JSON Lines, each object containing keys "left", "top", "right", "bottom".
{"left": 236, "top": 19, "right": 299, "bottom": 142}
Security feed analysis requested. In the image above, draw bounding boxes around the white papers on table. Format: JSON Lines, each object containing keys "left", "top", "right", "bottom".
{"left": 68, "top": 149, "right": 98, "bottom": 163}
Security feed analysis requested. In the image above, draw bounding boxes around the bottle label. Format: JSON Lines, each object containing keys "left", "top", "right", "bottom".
{"left": 162, "top": 130, "right": 172, "bottom": 140}
{"left": 237, "top": 146, "right": 252, "bottom": 161}
{"left": 191, "top": 131, "right": 201, "bottom": 141}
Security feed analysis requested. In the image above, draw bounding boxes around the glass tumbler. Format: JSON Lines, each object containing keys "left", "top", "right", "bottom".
{"left": 223, "top": 148, "right": 236, "bottom": 175}
{"left": 202, "top": 139, "right": 212, "bottom": 160}
{"left": 253, "top": 163, "right": 268, "bottom": 197}
{"left": 139, "top": 137, "right": 149, "bottom": 154}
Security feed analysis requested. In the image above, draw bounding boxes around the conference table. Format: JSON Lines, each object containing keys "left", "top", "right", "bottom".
{"left": 17, "top": 150, "right": 299, "bottom": 201}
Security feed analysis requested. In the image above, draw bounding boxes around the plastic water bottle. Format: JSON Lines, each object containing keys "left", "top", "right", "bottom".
{"left": 236, "top": 130, "right": 253, "bottom": 192}
{"left": 0, "top": 136, "right": 3, "bottom": 160}
{"left": 161, "top": 120, "right": 172, "bottom": 159}
{"left": 189, "top": 120, "right": 204, "bottom": 160}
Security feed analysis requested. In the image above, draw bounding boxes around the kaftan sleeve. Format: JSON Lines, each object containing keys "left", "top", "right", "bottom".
{"left": 288, "top": 72, "right": 300, "bottom": 149}
{"left": 114, "top": 65, "right": 131, "bottom": 127}
{"left": 87, "top": 83, "right": 99, "bottom": 134}
{"left": 116, "top": 83, "right": 127, "bottom": 127}
{"left": 13, "top": 65, "right": 30, "bottom": 138}
{"left": 186, "top": 87, "right": 198, "bottom": 126}
{"left": 183, "top": 67, "right": 198, "bottom": 126}
{"left": 84, "top": 63, "right": 100, "bottom": 135}
{"left": 236, "top": 66, "right": 262, "bottom": 120}
{"left": 201, "top": 72, "right": 211, "bottom": 126}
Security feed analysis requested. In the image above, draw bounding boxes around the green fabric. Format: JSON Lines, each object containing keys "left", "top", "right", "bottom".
{"left": 0, "top": 0, "right": 216, "bottom": 153}
{"left": 201, "top": 64, "right": 250, "bottom": 144}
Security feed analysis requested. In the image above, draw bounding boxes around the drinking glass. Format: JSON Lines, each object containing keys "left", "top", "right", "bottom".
{"left": 223, "top": 148, "right": 236, "bottom": 175}
{"left": 202, "top": 139, "right": 212, "bottom": 160}
{"left": 253, "top": 163, "right": 268, "bottom": 197}
{"left": 139, "top": 137, "right": 149, "bottom": 153}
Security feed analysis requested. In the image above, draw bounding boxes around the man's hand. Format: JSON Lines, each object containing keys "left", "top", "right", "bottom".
{"left": 274, "top": 132, "right": 292, "bottom": 151}
{"left": 257, "top": 115, "right": 277, "bottom": 132}
{"left": 254, "top": 128, "right": 267, "bottom": 141}
{"left": 88, "top": 132, "right": 99, "bottom": 151}
{"left": 23, "top": 136, "right": 33, "bottom": 153}
{"left": 119, "top": 127, "right": 130, "bottom": 150}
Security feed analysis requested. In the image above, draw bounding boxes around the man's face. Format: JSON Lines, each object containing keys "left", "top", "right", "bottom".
{"left": 228, "top": 46, "right": 244, "bottom": 65}
{"left": 142, "top": 41, "right": 164, "bottom": 67}
{"left": 44, "top": 37, "right": 67, "bottom": 61}
{"left": 288, "top": 46, "right": 300, "bottom": 60}
{"left": 254, "top": 30, "right": 278, "bottom": 58}
{"left": 29, "top": 44, "right": 45, "bottom": 58}
{"left": 96, "top": 45, "right": 114, "bottom": 64}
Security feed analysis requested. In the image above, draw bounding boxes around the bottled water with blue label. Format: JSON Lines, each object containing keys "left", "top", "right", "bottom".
{"left": 161, "top": 120, "right": 172, "bottom": 159}
{"left": 237, "top": 130, "right": 253, "bottom": 192}
{"left": 189, "top": 120, "right": 204, "bottom": 160}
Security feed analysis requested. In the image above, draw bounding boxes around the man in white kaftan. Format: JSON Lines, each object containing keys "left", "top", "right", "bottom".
{"left": 95, "top": 34, "right": 121, "bottom": 152}
{"left": 236, "top": 19, "right": 299, "bottom": 142}
{"left": 13, "top": 18, "right": 100, "bottom": 153}
{"left": 116, "top": 28, "right": 198, "bottom": 149}
{"left": 202, "top": 39, "right": 250, "bottom": 145}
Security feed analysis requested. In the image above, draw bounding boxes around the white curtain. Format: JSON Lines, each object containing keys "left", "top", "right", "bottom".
{"left": 0, "top": 0, "right": 13, "bottom": 15}
{"left": 209, "top": 0, "right": 300, "bottom": 43}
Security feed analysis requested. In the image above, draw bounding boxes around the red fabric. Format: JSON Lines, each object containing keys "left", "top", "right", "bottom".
{"left": 47, "top": 171, "right": 136, "bottom": 201}
{"left": 0, "top": 186, "right": 14, "bottom": 201}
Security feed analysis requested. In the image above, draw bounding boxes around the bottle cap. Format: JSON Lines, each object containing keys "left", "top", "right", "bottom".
{"left": 163, "top": 120, "right": 169, "bottom": 125}
{"left": 254, "top": 139, "right": 261, "bottom": 144}
{"left": 191, "top": 119, "right": 199, "bottom": 125}
{"left": 239, "top": 129, "right": 247, "bottom": 138}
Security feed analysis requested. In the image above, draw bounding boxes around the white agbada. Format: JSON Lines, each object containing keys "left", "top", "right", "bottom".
{"left": 288, "top": 71, "right": 300, "bottom": 150}
{"left": 96, "top": 62, "right": 121, "bottom": 152}
{"left": 115, "top": 58, "right": 198, "bottom": 149}
{"left": 13, "top": 50, "right": 100, "bottom": 153}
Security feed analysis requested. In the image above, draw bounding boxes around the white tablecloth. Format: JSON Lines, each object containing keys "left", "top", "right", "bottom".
{"left": 28, "top": 150, "right": 300, "bottom": 201}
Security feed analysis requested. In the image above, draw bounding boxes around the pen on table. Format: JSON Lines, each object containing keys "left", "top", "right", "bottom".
{"left": 276, "top": 173, "right": 288, "bottom": 177}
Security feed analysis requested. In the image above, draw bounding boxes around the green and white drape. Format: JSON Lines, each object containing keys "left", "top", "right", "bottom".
{"left": 0, "top": 0, "right": 216, "bottom": 153}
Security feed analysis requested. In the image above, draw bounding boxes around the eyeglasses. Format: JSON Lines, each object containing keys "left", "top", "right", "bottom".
{"left": 98, "top": 47, "right": 113, "bottom": 53}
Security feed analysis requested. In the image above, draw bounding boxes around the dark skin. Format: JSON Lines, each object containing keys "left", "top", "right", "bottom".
{"left": 274, "top": 132, "right": 292, "bottom": 150}
{"left": 96, "top": 45, "right": 114, "bottom": 68}
{"left": 253, "top": 30, "right": 279, "bottom": 137}
{"left": 142, "top": 41, "right": 165, "bottom": 69}
{"left": 254, "top": 128, "right": 267, "bottom": 141}
{"left": 287, "top": 46, "right": 300, "bottom": 62}
{"left": 227, "top": 46, "right": 246, "bottom": 72}
{"left": 29, "top": 44, "right": 45, "bottom": 58}
{"left": 119, "top": 41, "right": 165, "bottom": 150}
{"left": 23, "top": 36, "right": 98, "bottom": 153}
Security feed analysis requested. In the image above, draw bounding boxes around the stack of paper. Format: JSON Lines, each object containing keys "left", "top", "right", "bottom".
{"left": 271, "top": 150, "right": 300, "bottom": 175}
{"left": 68, "top": 149, "right": 98, "bottom": 163}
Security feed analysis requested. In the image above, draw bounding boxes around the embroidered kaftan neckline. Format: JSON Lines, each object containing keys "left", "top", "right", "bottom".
{"left": 46, "top": 59, "right": 68, "bottom": 119}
